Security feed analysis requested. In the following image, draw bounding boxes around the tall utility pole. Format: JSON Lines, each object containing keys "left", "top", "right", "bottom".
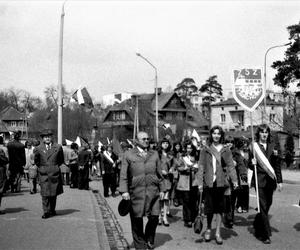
{"left": 263, "top": 42, "right": 291, "bottom": 123}
{"left": 136, "top": 53, "right": 159, "bottom": 142}
{"left": 57, "top": 1, "right": 66, "bottom": 144}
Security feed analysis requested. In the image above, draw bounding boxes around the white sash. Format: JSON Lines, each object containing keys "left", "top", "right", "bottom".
{"left": 253, "top": 142, "right": 276, "bottom": 181}
{"left": 103, "top": 151, "right": 114, "bottom": 164}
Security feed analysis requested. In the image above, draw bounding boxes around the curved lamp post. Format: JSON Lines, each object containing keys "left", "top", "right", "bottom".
{"left": 136, "top": 53, "right": 159, "bottom": 142}
{"left": 263, "top": 42, "right": 291, "bottom": 122}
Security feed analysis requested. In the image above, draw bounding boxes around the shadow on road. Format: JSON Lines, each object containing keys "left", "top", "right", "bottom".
{"left": 155, "top": 233, "right": 173, "bottom": 247}
{"left": 56, "top": 209, "right": 80, "bottom": 215}
{"left": 234, "top": 215, "right": 252, "bottom": 227}
{"left": 293, "top": 223, "right": 300, "bottom": 231}
{"left": 4, "top": 207, "right": 29, "bottom": 213}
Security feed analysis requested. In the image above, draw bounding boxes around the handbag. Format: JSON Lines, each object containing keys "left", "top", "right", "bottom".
{"left": 193, "top": 191, "right": 204, "bottom": 234}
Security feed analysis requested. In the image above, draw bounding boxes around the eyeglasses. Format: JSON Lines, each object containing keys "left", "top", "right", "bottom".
{"left": 142, "top": 138, "right": 150, "bottom": 141}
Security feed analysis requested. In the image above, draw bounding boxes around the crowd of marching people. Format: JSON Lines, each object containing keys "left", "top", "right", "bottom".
{"left": 118, "top": 124, "right": 283, "bottom": 249}
{"left": 0, "top": 123, "right": 283, "bottom": 249}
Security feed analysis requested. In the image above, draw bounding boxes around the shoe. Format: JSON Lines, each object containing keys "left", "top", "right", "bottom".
{"left": 184, "top": 222, "right": 192, "bottom": 228}
{"left": 163, "top": 219, "right": 169, "bottom": 227}
{"left": 50, "top": 210, "right": 56, "bottom": 216}
{"left": 262, "top": 238, "right": 271, "bottom": 244}
{"left": 242, "top": 210, "right": 248, "bottom": 213}
{"left": 224, "top": 222, "right": 233, "bottom": 229}
{"left": 204, "top": 229, "right": 211, "bottom": 242}
{"left": 237, "top": 207, "right": 242, "bottom": 213}
{"left": 42, "top": 213, "right": 51, "bottom": 219}
{"left": 147, "top": 242, "right": 155, "bottom": 249}
{"left": 158, "top": 217, "right": 163, "bottom": 225}
{"left": 215, "top": 234, "right": 223, "bottom": 245}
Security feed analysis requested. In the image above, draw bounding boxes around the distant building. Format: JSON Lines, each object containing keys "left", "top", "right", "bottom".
{"left": 101, "top": 92, "right": 133, "bottom": 108}
{"left": 211, "top": 97, "right": 284, "bottom": 132}
{"left": 0, "top": 106, "right": 28, "bottom": 140}
{"left": 100, "top": 90, "right": 209, "bottom": 142}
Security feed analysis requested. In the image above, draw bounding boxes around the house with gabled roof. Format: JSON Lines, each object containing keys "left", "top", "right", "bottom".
{"left": 210, "top": 97, "right": 284, "bottom": 132}
{"left": 0, "top": 106, "right": 27, "bottom": 140}
{"left": 100, "top": 90, "right": 209, "bottom": 142}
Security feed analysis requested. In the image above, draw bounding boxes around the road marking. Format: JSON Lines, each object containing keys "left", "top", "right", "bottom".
{"left": 292, "top": 204, "right": 300, "bottom": 208}
{"left": 249, "top": 194, "right": 256, "bottom": 198}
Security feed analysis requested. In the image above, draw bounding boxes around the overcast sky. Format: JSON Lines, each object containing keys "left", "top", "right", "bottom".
{"left": 0, "top": 0, "right": 299, "bottom": 103}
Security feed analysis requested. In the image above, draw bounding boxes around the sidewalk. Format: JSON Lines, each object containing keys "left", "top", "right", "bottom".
{"left": 282, "top": 169, "right": 300, "bottom": 184}
{"left": 0, "top": 180, "right": 109, "bottom": 250}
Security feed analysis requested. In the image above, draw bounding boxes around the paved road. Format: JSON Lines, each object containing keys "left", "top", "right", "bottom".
{"left": 99, "top": 179, "right": 300, "bottom": 250}
{"left": 0, "top": 171, "right": 299, "bottom": 250}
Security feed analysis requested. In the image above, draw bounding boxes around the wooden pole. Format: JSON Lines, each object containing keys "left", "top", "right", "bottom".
{"left": 250, "top": 112, "right": 260, "bottom": 213}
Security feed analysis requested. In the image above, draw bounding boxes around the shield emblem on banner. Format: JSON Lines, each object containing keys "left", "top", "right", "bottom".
{"left": 232, "top": 68, "right": 265, "bottom": 112}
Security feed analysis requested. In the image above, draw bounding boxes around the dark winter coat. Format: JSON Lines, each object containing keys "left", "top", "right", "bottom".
{"left": 197, "top": 145, "right": 237, "bottom": 188}
{"left": 7, "top": 140, "right": 26, "bottom": 174}
{"left": 249, "top": 142, "right": 282, "bottom": 190}
{"left": 119, "top": 148, "right": 166, "bottom": 217}
{"left": 34, "top": 143, "right": 64, "bottom": 197}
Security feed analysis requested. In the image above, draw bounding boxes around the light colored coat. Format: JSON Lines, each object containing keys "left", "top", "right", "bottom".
{"left": 119, "top": 148, "right": 165, "bottom": 217}
{"left": 34, "top": 143, "right": 64, "bottom": 197}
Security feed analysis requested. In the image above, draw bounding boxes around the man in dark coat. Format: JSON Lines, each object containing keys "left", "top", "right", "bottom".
{"left": 78, "top": 145, "right": 92, "bottom": 190}
{"left": 250, "top": 124, "right": 283, "bottom": 244}
{"left": 119, "top": 131, "right": 165, "bottom": 250}
{"left": 7, "top": 131, "right": 26, "bottom": 193}
{"left": 101, "top": 144, "right": 118, "bottom": 197}
{"left": 34, "top": 129, "right": 64, "bottom": 219}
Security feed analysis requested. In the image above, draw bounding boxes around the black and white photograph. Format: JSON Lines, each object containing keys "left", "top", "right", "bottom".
{"left": 0, "top": 0, "right": 300, "bottom": 249}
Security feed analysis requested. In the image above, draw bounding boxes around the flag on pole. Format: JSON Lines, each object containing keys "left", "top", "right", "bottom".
{"left": 65, "top": 139, "right": 73, "bottom": 146}
{"left": 72, "top": 87, "right": 94, "bottom": 109}
{"left": 191, "top": 129, "right": 201, "bottom": 142}
{"left": 75, "top": 136, "right": 89, "bottom": 148}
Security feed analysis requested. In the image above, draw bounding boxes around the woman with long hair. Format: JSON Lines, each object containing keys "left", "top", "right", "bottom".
{"left": 158, "top": 138, "right": 173, "bottom": 226}
{"left": 197, "top": 125, "right": 238, "bottom": 244}
{"left": 176, "top": 141, "right": 199, "bottom": 228}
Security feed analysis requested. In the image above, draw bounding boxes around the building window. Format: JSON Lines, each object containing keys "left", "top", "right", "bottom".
{"left": 221, "top": 107, "right": 224, "bottom": 111}
{"left": 235, "top": 106, "right": 238, "bottom": 110}
{"left": 11, "top": 121, "right": 17, "bottom": 127}
{"left": 271, "top": 106, "right": 274, "bottom": 110}
{"left": 270, "top": 114, "right": 275, "bottom": 122}
{"left": 18, "top": 121, "right": 24, "bottom": 127}
{"left": 221, "top": 114, "right": 226, "bottom": 123}
{"left": 113, "top": 111, "right": 126, "bottom": 121}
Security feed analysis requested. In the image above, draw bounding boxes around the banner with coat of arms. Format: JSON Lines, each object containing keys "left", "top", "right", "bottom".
{"left": 232, "top": 68, "right": 265, "bottom": 112}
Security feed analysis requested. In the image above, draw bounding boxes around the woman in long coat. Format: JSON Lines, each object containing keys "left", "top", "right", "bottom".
{"left": 34, "top": 129, "right": 64, "bottom": 218}
{"left": 197, "top": 125, "right": 238, "bottom": 245}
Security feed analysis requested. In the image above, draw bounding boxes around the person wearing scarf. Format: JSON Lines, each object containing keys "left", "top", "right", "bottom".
{"left": 250, "top": 124, "right": 283, "bottom": 244}
{"left": 197, "top": 125, "right": 238, "bottom": 245}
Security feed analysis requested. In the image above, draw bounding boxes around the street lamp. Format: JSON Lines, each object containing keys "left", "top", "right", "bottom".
{"left": 57, "top": 1, "right": 67, "bottom": 145}
{"left": 136, "top": 53, "right": 159, "bottom": 142}
{"left": 263, "top": 42, "right": 291, "bottom": 122}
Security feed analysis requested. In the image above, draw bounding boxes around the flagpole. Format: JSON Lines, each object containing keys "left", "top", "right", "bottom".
{"left": 250, "top": 112, "right": 260, "bottom": 213}
{"left": 58, "top": 1, "right": 66, "bottom": 145}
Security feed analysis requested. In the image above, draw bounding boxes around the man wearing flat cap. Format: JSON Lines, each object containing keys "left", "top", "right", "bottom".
{"left": 34, "top": 129, "right": 64, "bottom": 219}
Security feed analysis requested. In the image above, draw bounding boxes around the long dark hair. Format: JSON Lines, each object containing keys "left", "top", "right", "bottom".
{"left": 255, "top": 124, "right": 271, "bottom": 143}
{"left": 208, "top": 125, "right": 225, "bottom": 145}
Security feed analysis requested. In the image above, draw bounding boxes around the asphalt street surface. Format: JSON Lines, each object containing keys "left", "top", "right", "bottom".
{"left": 0, "top": 174, "right": 299, "bottom": 250}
